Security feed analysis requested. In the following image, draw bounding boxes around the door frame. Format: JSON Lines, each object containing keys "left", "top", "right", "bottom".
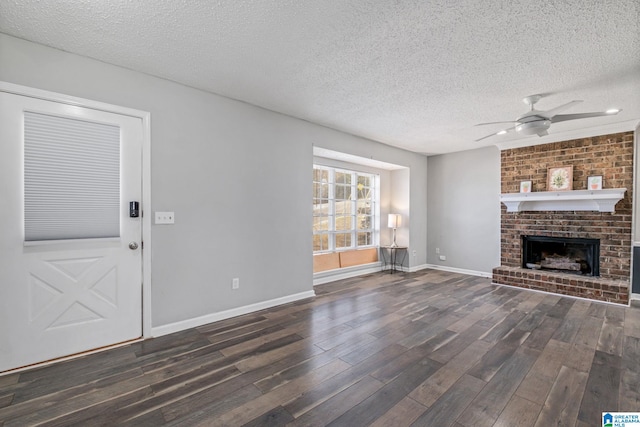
{"left": 0, "top": 81, "right": 152, "bottom": 339}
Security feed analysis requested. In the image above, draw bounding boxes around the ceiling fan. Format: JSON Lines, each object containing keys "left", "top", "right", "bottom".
{"left": 474, "top": 94, "right": 621, "bottom": 142}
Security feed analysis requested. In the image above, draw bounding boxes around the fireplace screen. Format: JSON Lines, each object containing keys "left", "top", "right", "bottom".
{"left": 522, "top": 235, "right": 600, "bottom": 276}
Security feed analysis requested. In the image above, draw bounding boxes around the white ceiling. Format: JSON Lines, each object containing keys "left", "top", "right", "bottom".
{"left": 1, "top": 0, "right": 638, "bottom": 155}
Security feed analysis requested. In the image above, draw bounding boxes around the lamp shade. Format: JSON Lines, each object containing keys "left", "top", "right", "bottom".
{"left": 388, "top": 213, "right": 400, "bottom": 228}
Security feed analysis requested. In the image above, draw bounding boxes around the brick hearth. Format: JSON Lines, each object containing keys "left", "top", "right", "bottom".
{"left": 493, "top": 131, "right": 634, "bottom": 305}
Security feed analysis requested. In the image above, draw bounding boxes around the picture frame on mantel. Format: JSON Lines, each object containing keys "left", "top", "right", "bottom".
{"left": 520, "top": 181, "right": 532, "bottom": 193}
{"left": 547, "top": 166, "right": 573, "bottom": 191}
{"left": 588, "top": 175, "right": 603, "bottom": 190}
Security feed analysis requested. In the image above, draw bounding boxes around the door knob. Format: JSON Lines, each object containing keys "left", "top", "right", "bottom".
{"left": 129, "top": 242, "right": 139, "bottom": 250}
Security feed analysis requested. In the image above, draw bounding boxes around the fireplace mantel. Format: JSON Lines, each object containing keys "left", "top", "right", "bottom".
{"left": 500, "top": 188, "right": 626, "bottom": 213}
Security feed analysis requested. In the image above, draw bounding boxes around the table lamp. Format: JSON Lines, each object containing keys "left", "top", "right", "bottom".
{"left": 388, "top": 213, "right": 400, "bottom": 247}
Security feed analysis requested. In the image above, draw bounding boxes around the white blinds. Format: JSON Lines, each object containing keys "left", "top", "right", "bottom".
{"left": 24, "top": 112, "right": 120, "bottom": 241}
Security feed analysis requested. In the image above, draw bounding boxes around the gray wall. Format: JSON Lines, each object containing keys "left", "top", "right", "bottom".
{"left": 427, "top": 146, "right": 501, "bottom": 274}
{"left": 0, "top": 33, "right": 428, "bottom": 327}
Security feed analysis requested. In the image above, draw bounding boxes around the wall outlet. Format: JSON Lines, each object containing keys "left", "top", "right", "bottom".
{"left": 155, "top": 211, "right": 175, "bottom": 224}
{"left": 436, "top": 247, "right": 440, "bottom": 254}
{"left": 232, "top": 278, "right": 239, "bottom": 289}
{"left": 439, "top": 255, "right": 446, "bottom": 261}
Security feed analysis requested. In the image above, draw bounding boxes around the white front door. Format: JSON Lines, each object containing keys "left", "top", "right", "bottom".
{"left": 0, "top": 90, "right": 143, "bottom": 373}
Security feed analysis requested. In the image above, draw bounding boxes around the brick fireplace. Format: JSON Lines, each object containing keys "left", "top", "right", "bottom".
{"left": 492, "top": 131, "right": 634, "bottom": 305}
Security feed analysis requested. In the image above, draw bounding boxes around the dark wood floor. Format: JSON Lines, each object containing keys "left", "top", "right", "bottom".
{"left": 1, "top": 269, "right": 639, "bottom": 426}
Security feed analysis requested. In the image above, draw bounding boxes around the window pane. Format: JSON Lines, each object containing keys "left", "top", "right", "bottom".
{"left": 357, "top": 200, "right": 371, "bottom": 215}
{"left": 357, "top": 232, "right": 372, "bottom": 246}
{"left": 335, "top": 200, "right": 353, "bottom": 215}
{"left": 335, "top": 184, "right": 352, "bottom": 200}
{"left": 313, "top": 216, "right": 329, "bottom": 232}
{"left": 24, "top": 112, "right": 120, "bottom": 241}
{"left": 357, "top": 185, "right": 371, "bottom": 200}
{"left": 313, "top": 199, "right": 329, "bottom": 211}
{"left": 335, "top": 215, "right": 352, "bottom": 231}
{"left": 335, "top": 233, "right": 351, "bottom": 248}
{"left": 357, "top": 175, "right": 370, "bottom": 187}
{"left": 357, "top": 215, "right": 372, "bottom": 230}
{"left": 313, "top": 234, "right": 329, "bottom": 251}
{"left": 313, "top": 168, "right": 328, "bottom": 183}
{"left": 313, "top": 182, "right": 329, "bottom": 199}
{"left": 335, "top": 172, "right": 351, "bottom": 184}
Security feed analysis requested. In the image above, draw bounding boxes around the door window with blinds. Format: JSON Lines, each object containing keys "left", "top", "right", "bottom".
{"left": 24, "top": 111, "right": 120, "bottom": 241}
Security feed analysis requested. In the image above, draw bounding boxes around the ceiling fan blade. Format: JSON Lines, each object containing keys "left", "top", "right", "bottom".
{"left": 551, "top": 111, "right": 618, "bottom": 123}
{"left": 474, "top": 126, "right": 517, "bottom": 142}
{"left": 474, "top": 133, "right": 498, "bottom": 142}
{"left": 538, "top": 100, "right": 583, "bottom": 119}
{"left": 536, "top": 130, "right": 549, "bottom": 137}
{"left": 474, "top": 121, "right": 516, "bottom": 127}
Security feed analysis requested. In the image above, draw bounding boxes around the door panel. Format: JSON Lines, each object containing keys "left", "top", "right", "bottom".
{"left": 0, "top": 92, "right": 143, "bottom": 372}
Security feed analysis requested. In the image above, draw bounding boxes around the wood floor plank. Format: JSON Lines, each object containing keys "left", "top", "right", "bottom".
{"left": 233, "top": 337, "right": 326, "bottom": 373}
{"left": 241, "top": 405, "right": 295, "bottom": 427}
{"left": 456, "top": 347, "right": 538, "bottom": 427}
{"left": 624, "top": 308, "right": 640, "bottom": 339}
{"left": 622, "top": 335, "right": 640, "bottom": 373}
{"left": 411, "top": 374, "right": 486, "bottom": 426}
{"left": 535, "top": 365, "right": 588, "bottom": 427}
{"left": 515, "top": 338, "right": 570, "bottom": 404}
{"left": 0, "top": 270, "right": 637, "bottom": 426}
{"left": 447, "top": 303, "right": 497, "bottom": 333}
{"left": 162, "top": 384, "right": 263, "bottom": 425}
{"left": 493, "top": 395, "right": 541, "bottom": 427}
{"left": 479, "top": 310, "right": 527, "bottom": 344}
{"left": 467, "top": 328, "right": 530, "bottom": 382}
{"left": 104, "top": 365, "right": 242, "bottom": 425}
{"left": 551, "top": 311, "right": 582, "bottom": 344}
{"left": 161, "top": 344, "right": 336, "bottom": 422}
{"left": 283, "top": 364, "right": 376, "bottom": 418}
{"left": 0, "top": 377, "right": 18, "bottom": 390}
{"left": 577, "top": 350, "right": 622, "bottom": 425}
{"left": 409, "top": 339, "right": 493, "bottom": 407}
{"left": 197, "top": 359, "right": 351, "bottom": 426}
{"left": 573, "top": 314, "right": 604, "bottom": 349}
{"left": 368, "top": 396, "right": 427, "bottom": 427}
{"left": 522, "top": 315, "right": 562, "bottom": 351}
{"left": 619, "top": 370, "right": 640, "bottom": 412}
{"left": 286, "top": 376, "right": 384, "bottom": 427}
{"left": 0, "top": 396, "right": 12, "bottom": 411}
{"left": 326, "top": 357, "right": 441, "bottom": 426}
{"left": 597, "top": 314, "right": 625, "bottom": 356}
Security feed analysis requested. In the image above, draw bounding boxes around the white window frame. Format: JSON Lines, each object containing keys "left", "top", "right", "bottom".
{"left": 313, "top": 165, "right": 379, "bottom": 253}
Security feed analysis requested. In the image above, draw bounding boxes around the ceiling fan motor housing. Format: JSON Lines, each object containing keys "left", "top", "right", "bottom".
{"left": 515, "top": 119, "right": 551, "bottom": 135}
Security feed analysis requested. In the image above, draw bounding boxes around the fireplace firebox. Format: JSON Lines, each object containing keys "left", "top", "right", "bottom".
{"left": 522, "top": 235, "right": 600, "bottom": 276}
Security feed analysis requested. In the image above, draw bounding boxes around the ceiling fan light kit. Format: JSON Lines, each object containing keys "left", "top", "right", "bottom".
{"left": 475, "top": 94, "right": 621, "bottom": 142}
{"left": 515, "top": 120, "right": 551, "bottom": 136}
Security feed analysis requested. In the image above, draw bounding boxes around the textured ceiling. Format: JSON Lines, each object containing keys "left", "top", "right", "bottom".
{"left": 1, "top": 0, "right": 639, "bottom": 155}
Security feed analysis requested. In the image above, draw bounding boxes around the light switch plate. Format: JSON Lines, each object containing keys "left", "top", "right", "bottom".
{"left": 155, "top": 211, "right": 175, "bottom": 224}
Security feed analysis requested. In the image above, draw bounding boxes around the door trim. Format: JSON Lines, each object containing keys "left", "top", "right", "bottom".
{"left": 0, "top": 81, "right": 152, "bottom": 339}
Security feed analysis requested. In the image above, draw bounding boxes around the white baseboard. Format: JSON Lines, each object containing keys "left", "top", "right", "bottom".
{"left": 313, "top": 262, "right": 382, "bottom": 285}
{"left": 151, "top": 290, "right": 316, "bottom": 338}
{"left": 408, "top": 263, "right": 430, "bottom": 273}
{"left": 425, "top": 264, "right": 493, "bottom": 278}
